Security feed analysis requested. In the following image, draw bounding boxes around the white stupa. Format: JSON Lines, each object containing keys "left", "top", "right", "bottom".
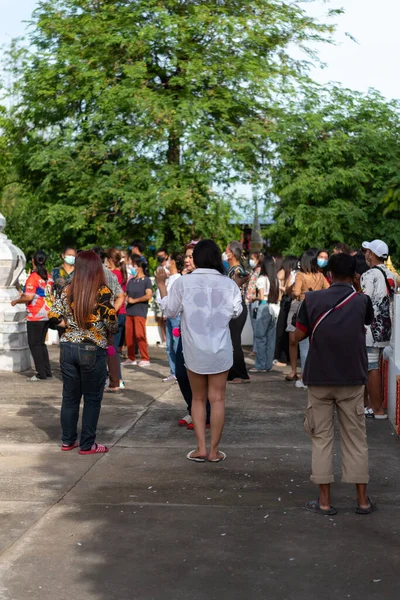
{"left": 0, "top": 213, "right": 32, "bottom": 371}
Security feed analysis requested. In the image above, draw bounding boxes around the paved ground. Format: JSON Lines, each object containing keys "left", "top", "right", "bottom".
{"left": 0, "top": 346, "right": 399, "bottom": 600}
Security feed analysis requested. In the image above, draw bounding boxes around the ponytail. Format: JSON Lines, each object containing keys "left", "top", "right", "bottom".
{"left": 106, "top": 247, "right": 127, "bottom": 285}
{"left": 33, "top": 250, "right": 48, "bottom": 281}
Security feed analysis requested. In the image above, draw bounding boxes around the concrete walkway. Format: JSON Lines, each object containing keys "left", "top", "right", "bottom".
{"left": 0, "top": 347, "right": 399, "bottom": 600}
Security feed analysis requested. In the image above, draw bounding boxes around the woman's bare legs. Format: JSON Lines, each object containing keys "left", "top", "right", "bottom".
{"left": 288, "top": 332, "right": 298, "bottom": 377}
{"left": 187, "top": 370, "right": 208, "bottom": 458}
{"left": 207, "top": 370, "right": 229, "bottom": 461}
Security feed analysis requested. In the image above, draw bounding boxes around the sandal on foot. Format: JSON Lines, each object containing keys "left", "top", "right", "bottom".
{"left": 305, "top": 499, "right": 337, "bottom": 516}
{"left": 61, "top": 442, "right": 78, "bottom": 451}
{"left": 104, "top": 387, "right": 122, "bottom": 394}
{"left": 228, "top": 378, "right": 251, "bottom": 384}
{"left": 79, "top": 443, "right": 109, "bottom": 455}
{"left": 285, "top": 373, "right": 298, "bottom": 382}
{"left": 208, "top": 451, "right": 227, "bottom": 463}
{"left": 355, "top": 497, "right": 377, "bottom": 515}
{"left": 186, "top": 450, "right": 207, "bottom": 462}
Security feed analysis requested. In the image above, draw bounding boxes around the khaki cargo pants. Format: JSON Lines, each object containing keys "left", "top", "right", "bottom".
{"left": 305, "top": 385, "right": 369, "bottom": 484}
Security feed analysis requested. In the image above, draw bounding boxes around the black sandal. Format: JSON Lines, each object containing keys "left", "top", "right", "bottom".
{"left": 305, "top": 499, "right": 337, "bottom": 516}
{"left": 355, "top": 497, "right": 377, "bottom": 515}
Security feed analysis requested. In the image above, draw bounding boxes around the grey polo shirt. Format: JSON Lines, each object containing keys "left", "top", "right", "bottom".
{"left": 103, "top": 266, "right": 123, "bottom": 298}
{"left": 296, "top": 283, "right": 374, "bottom": 386}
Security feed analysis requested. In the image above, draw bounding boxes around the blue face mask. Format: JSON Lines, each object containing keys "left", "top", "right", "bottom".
{"left": 128, "top": 266, "right": 137, "bottom": 277}
{"left": 317, "top": 258, "right": 328, "bottom": 269}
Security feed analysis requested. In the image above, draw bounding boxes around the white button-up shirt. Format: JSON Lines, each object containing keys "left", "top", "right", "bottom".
{"left": 161, "top": 268, "right": 243, "bottom": 374}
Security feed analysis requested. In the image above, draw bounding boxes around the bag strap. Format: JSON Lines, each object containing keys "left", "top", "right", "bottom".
{"left": 311, "top": 291, "right": 358, "bottom": 342}
{"left": 371, "top": 266, "right": 394, "bottom": 298}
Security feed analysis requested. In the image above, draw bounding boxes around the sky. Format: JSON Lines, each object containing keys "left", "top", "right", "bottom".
{"left": 1, "top": 0, "right": 399, "bottom": 98}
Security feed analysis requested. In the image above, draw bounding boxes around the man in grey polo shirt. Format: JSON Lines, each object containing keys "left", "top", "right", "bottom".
{"left": 295, "top": 253, "right": 376, "bottom": 516}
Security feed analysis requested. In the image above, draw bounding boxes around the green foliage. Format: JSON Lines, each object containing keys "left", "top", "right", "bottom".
{"left": 268, "top": 86, "right": 400, "bottom": 261}
{"left": 2, "top": 0, "right": 338, "bottom": 255}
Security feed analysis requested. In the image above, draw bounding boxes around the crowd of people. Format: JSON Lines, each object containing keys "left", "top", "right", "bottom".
{"left": 10, "top": 236, "right": 397, "bottom": 512}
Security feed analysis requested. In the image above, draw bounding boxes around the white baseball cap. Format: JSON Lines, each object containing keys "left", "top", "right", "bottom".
{"left": 362, "top": 239, "right": 389, "bottom": 259}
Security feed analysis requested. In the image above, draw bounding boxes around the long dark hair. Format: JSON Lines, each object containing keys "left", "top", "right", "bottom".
{"left": 193, "top": 240, "right": 224, "bottom": 274}
{"left": 260, "top": 255, "right": 279, "bottom": 304}
{"left": 300, "top": 249, "right": 318, "bottom": 274}
{"left": 282, "top": 255, "right": 298, "bottom": 283}
{"left": 106, "top": 247, "right": 127, "bottom": 284}
{"left": 33, "top": 250, "right": 48, "bottom": 281}
{"left": 67, "top": 251, "right": 106, "bottom": 329}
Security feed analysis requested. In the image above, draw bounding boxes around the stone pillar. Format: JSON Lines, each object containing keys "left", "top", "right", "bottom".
{"left": 0, "top": 213, "right": 32, "bottom": 371}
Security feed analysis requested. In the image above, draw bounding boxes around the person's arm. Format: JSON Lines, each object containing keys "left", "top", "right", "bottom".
{"left": 256, "top": 277, "right": 265, "bottom": 302}
{"left": 11, "top": 273, "right": 35, "bottom": 306}
{"left": 365, "top": 296, "right": 374, "bottom": 326}
{"left": 294, "top": 300, "right": 310, "bottom": 342}
{"left": 127, "top": 289, "right": 152, "bottom": 305}
{"left": 361, "top": 271, "right": 374, "bottom": 298}
{"left": 48, "top": 295, "right": 67, "bottom": 328}
{"left": 98, "top": 289, "right": 118, "bottom": 333}
{"left": 114, "top": 292, "right": 125, "bottom": 312}
{"left": 231, "top": 283, "right": 244, "bottom": 319}
{"left": 292, "top": 272, "right": 302, "bottom": 300}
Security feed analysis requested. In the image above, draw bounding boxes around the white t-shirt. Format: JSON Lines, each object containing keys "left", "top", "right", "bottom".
{"left": 161, "top": 268, "right": 243, "bottom": 374}
{"left": 256, "top": 275, "right": 270, "bottom": 298}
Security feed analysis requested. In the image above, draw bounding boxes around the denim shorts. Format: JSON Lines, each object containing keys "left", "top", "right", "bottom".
{"left": 367, "top": 347, "right": 382, "bottom": 371}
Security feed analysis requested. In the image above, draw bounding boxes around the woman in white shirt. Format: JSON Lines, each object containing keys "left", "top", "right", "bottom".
{"left": 162, "top": 252, "right": 184, "bottom": 382}
{"left": 250, "top": 256, "right": 280, "bottom": 373}
{"left": 156, "top": 240, "right": 242, "bottom": 463}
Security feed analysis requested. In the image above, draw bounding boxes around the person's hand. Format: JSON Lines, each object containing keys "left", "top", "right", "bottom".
{"left": 155, "top": 267, "right": 168, "bottom": 283}
{"left": 128, "top": 298, "right": 136, "bottom": 304}
{"left": 10, "top": 299, "right": 18, "bottom": 307}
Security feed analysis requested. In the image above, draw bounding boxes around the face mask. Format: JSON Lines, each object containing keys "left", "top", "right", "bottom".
{"left": 64, "top": 255, "right": 75, "bottom": 266}
{"left": 128, "top": 266, "right": 137, "bottom": 277}
{"left": 317, "top": 258, "right": 328, "bottom": 268}
{"left": 249, "top": 259, "right": 256, "bottom": 268}
{"left": 222, "top": 252, "right": 228, "bottom": 262}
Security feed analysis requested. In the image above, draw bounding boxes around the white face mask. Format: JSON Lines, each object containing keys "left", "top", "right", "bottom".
{"left": 64, "top": 255, "right": 75, "bottom": 266}
{"left": 222, "top": 252, "right": 228, "bottom": 262}
{"left": 249, "top": 259, "right": 256, "bottom": 268}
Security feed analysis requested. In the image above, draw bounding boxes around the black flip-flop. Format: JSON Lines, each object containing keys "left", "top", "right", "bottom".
{"left": 355, "top": 497, "right": 377, "bottom": 515}
{"left": 305, "top": 499, "right": 338, "bottom": 516}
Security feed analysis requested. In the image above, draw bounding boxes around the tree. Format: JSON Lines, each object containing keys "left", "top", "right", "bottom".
{"left": 268, "top": 86, "right": 400, "bottom": 262}
{"left": 4, "top": 0, "right": 339, "bottom": 252}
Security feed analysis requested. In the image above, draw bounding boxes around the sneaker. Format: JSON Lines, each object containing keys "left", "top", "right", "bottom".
{"left": 163, "top": 374, "right": 177, "bottom": 383}
{"left": 295, "top": 379, "right": 308, "bottom": 389}
{"left": 119, "top": 380, "right": 126, "bottom": 389}
{"left": 138, "top": 360, "right": 151, "bottom": 367}
{"left": 159, "top": 342, "right": 167, "bottom": 348}
{"left": 26, "top": 375, "right": 45, "bottom": 382}
{"left": 122, "top": 359, "right": 137, "bottom": 366}
{"left": 179, "top": 415, "right": 192, "bottom": 427}
{"left": 364, "top": 407, "right": 375, "bottom": 419}
{"left": 249, "top": 368, "right": 267, "bottom": 373}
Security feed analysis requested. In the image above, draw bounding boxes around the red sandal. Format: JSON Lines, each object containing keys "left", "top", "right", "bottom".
{"left": 61, "top": 442, "right": 79, "bottom": 451}
{"left": 79, "top": 443, "right": 109, "bottom": 455}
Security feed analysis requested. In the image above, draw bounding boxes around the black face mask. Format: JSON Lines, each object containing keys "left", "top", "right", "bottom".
{"left": 157, "top": 256, "right": 166, "bottom": 264}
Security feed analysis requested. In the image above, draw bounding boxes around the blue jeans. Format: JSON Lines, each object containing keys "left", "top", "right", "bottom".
{"left": 299, "top": 337, "right": 310, "bottom": 374}
{"left": 166, "top": 316, "right": 181, "bottom": 376}
{"left": 254, "top": 303, "right": 278, "bottom": 371}
{"left": 113, "top": 313, "right": 126, "bottom": 379}
{"left": 60, "top": 342, "right": 107, "bottom": 450}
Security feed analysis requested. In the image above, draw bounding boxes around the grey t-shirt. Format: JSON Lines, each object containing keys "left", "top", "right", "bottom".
{"left": 126, "top": 277, "right": 152, "bottom": 318}
{"left": 297, "top": 283, "right": 374, "bottom": 386}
